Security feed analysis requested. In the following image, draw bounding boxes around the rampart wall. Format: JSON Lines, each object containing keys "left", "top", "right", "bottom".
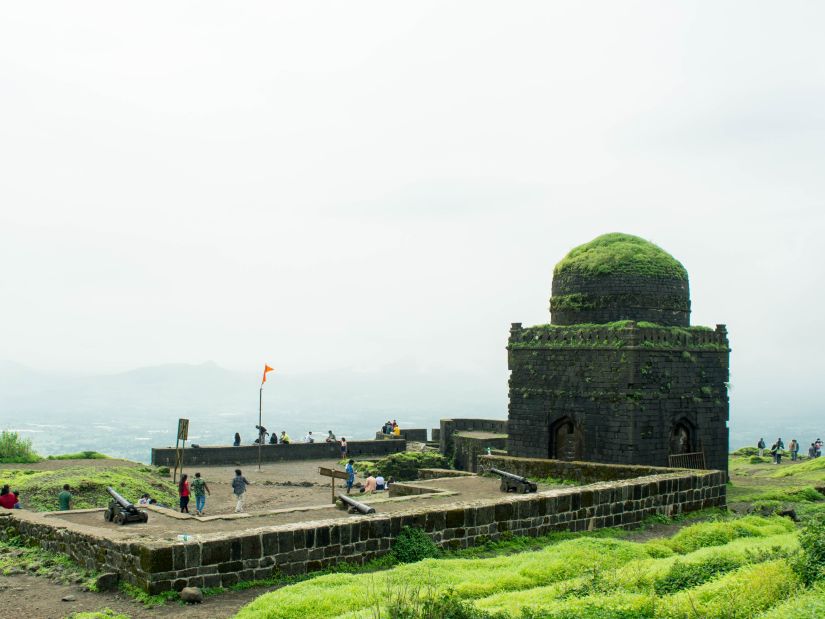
{"left": 1, "top": 457, "right": 725, "bottom": 594}
{"left": 150, "top": 440, "right": 406, "bottom": 467}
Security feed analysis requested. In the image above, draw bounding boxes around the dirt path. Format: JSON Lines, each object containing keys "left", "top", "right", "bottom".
{"left": 0, "top": 572, "right": 267, "bottom": 619}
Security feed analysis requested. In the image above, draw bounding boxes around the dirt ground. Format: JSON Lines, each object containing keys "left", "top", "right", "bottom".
{"left": 0, "top": 572, "right": 269, "bottom": 619}
{"left": 42, "top": 463, "right": 560, "bottom": 540}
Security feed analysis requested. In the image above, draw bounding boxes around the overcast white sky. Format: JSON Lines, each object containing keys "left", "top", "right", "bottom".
{"left": 1, "top": 2, "right": 823, "bottom": 420}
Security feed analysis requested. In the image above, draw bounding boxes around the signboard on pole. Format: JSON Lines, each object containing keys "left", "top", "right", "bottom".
{"left": 177, "top": 418, "right": 189, "bottom": 441}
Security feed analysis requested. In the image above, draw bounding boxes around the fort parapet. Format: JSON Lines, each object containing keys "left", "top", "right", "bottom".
{"left": 150, "top": 440, "right": 406, "bottom": 467}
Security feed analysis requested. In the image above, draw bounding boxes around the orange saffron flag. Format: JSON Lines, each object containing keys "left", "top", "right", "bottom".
{"left": 262, "top": 364, "right": 275, "bottom": 384}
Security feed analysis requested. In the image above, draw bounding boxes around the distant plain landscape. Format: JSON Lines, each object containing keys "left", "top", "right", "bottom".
{"left": 1, "top": 360, "right": 818, "bottom": 463}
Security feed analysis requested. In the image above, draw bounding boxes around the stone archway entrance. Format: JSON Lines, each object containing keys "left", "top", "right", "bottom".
{"left": 669, "top": 422, "right": 692, "bottom": 455}
{"left": 550, "top": 418, "right": 583, "bottom": 461}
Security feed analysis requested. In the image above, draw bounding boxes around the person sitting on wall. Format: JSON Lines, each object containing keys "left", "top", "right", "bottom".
{"left": 269, "top": 432, "right": 278, "bottom": 444}
{"left": 280, "top": 431, "right": 291, "bottom": 444}
{"left": 360, "top": 473, "right": 377, "bottom": 494}
{"left": 304, "top": 431, "right": 314, "bottom": 443}
{"left": 233, "top": 433, "right": 241, "bottom": 447}
{"left": 375, "top": 475, "right": 386, "bottom": 491}
{"left": 138, "top": 493, "right": 150, "bottom": 505}
{"left": 393, "top": 425, "right": 401, "bottom": 437}
{"left": 326, "top": 431, "right": 336, "bottom": 443}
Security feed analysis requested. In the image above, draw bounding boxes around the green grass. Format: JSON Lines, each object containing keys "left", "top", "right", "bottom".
{"left": 47, "top": 451, "right": 109, "bottom": 460}
{"left": 755, "top": 583, "right": 825, "bottom": 617}
{"left": 0, "top": 463, "right": 177, "bottom": 511}
{"left": 0, "top": 534, "right": 98, "bottom": 588}
{"left": 232, "top": 516, "right": 799, "bottom": 619}
{"left": 553, "top": 233, "right": 688, "bottom": 280}
{"left": 0, "top": 430, "right": 41, "bottom": 463}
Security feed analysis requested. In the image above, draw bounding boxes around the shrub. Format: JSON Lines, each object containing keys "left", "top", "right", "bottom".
{"left": 347, "top": 452, "right": 450, "bottom": 481}
{"left": 733, "top": 447, "right": 759, "bottom": 457}
{"left": 47, "top": 451, "right": 108, "bottom": 460}
{"left": 383, "top": 587, "right": 506, "bottom": 619}
{"left": 659, "top": 516, "right": 794, "bottom": 554}
{"left": 653, "top": 554, "right": 740, "bottom": 594}
{"left": 392, "top": 527, "right": 441, "bottom": 564}
{"left": 792, "top": 513, "right": 825, "bottom": 586}
{"left": 749, "top": 455, "right": 768, "bottom": 464}
{"left": 0, "top": 431, "right": 41, "bottom": 464}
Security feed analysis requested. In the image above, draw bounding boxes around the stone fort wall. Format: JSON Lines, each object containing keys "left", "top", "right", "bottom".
{"left": 150, "top": 440, "right": 406, "bottom": 467}
{"left": 1, "top": 457, "right": 726, "bottom": 594}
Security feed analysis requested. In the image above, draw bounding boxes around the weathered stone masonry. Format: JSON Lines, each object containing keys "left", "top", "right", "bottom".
{"left": 1, "top": 457, "right": 726, "bottom": 594}
{"left": 507, "top": 234, "right": 730, "bottom": 475}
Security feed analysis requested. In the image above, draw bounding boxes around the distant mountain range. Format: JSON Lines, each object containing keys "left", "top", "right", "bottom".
{"left": 0, "top": 360, "right": 507, "bottom": 459}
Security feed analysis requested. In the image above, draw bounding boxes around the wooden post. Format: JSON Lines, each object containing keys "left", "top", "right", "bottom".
{"left": 318, "top": 467, "right": 349, "bottom": 504}
{"left": 173, "top": 418, "right": 189, "bottom": 484}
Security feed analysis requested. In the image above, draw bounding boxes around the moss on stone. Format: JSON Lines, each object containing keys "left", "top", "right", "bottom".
{"left": 553, "top": 233, "right": 688, "bottom": 280}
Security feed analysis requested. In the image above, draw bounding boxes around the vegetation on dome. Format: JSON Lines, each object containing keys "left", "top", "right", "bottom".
{"left": 554, "top": 233, "right": 688, "bottom": 280}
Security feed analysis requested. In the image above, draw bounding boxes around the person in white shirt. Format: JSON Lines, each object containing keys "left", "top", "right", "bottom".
{"left": 138, "top": 494, "right": 150, "bottom": 505}
{"left": 304, "top": 431, "right": 314, "bottom": 443}
{"left": 375, "top": 476, "right": 386, "bottom": 491}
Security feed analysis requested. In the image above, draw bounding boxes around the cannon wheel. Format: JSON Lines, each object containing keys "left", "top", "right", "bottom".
{"left": 113, "top": 512, "right": 124, "bottom": 525}
{"left": 141, "top": 512, "right": 149, "bottom": 523}
{"left": 103, "top": 509, "right": 112, "bottom": 522}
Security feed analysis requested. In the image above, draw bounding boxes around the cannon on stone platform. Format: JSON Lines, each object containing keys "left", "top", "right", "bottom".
{"left": 103, "top": 487, "right": 149, "bottom": 525}
{"left": 337, "top": 493, "right": 376, "bottom": 514}
{"left": 490, "top": 468, "right": 538, "bottom": 494}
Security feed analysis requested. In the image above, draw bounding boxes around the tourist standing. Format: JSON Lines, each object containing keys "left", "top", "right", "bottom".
{"left": 816, "top": 438, "right": 822, "bottom": 457}
{"left": 789, "top": 439, "right": 799, "bottom": 461}
{"left": 340, "top": 437, "right": 348, "bottom": 459}
{"left": 58, "top": 484, "right": 73, "bottom": 511}
{"left": 757, "top": 438, "right": 766, "bottom": 457}
{"left": 179, "top": 474, "right": 190, "bottom": 513}
{"left": 233, "top": 432, "right": 241, "bottom": 447}
{"left": 191, "top": 472, "right": 210, "bottom": 516}
{"left": 809, "top": 443, "right": 817, "bottom": 459}
{"left": 232, "top": 469, "right": 251, "bottom": 513}
{"left": 345, "top": 459, "right": 355, "bottom": 495}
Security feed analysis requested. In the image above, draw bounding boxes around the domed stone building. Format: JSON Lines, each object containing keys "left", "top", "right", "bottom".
{"left": 507, "top": 233, "right": 730, "bottom": 473}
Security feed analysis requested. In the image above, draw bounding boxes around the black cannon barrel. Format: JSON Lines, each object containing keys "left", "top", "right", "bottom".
{"left": 489, "top": 468, "right": 532, "bottom": 484}
{"left": 338, "top": 493, "right": 376, "bottom": 514}
{"left": 106, "top": 487, "right": 134, "bottom": 509}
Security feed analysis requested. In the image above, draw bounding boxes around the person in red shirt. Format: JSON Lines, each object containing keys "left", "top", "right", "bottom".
{"left": 0, "top": 485, "right": 18, "bottom": 509}
{"left": 178, "top": 474, "right": 190, "bottom": 513}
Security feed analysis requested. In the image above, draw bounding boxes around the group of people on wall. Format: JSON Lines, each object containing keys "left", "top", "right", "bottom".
{"left": 380, "top": 420, "right": 401, "bottom": 436}
{"left": 233, "top": 427, "right": 350, "bottom": 458}
{"left": 756, "top": 437, "right": 822, "bottom": 464}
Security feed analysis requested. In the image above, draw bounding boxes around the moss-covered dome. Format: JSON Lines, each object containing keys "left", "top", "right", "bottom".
{"left": 550, "top": 233, "right": 691, "bottom": 326}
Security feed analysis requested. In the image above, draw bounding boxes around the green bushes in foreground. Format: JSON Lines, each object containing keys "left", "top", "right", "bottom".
{"left": 792, "top": 513, "right": 825, "bottom": 586}
{"left": 233, "top": 516, "right": 801, "bottom": 619}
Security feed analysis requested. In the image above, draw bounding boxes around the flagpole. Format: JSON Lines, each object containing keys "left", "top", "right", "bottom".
{"left": 258, "top": 385, "right": 263, "bottom": 472}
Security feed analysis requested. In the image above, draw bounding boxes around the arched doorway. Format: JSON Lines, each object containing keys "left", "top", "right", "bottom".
{"left": 669, "top": 422, "right": 692, "bottom": 455}
{"left": 550, "top": 418, "right": 583, "bottom": 461}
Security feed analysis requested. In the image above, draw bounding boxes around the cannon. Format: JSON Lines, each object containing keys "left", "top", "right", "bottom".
{"left": 490, "top": 468, "right": 538, "bottom": 494}
{"left": 103, "top": 487, "right": 148, "bottom": 525}
{"left": 337, "top": 493, "right": 376, "bottom": 514}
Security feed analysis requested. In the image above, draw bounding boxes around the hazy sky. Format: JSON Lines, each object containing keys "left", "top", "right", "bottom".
{"left": 1, "top": 3, "right": 823, "bottom": 420}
